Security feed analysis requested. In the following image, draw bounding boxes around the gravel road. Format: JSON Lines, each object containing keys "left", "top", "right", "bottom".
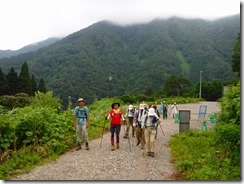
{"left": 14, "top": 101, "right": 220, "bottom": 181}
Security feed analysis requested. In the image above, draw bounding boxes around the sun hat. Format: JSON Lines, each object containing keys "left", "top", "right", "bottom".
{"left": 128, "top": 105, "right": 133, "bottom": 110}
{"left": 139, "top": 103, "right": 147, "bottom": 110}
{"left": 111, "top": 102, "right": 120, "bottom": 109}
{"left": 148, "top": 107, "right": 156, "bottom": 116}
{"left": 77, "top": 98, "right": 84, "bottom": 102}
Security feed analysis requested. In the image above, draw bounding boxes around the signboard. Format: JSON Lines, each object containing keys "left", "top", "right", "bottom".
{"left": 198, "top": 105, "right": 207, "bottom": 121}
{"left": 179, "top": 110, "right": 190, "bottom": 133}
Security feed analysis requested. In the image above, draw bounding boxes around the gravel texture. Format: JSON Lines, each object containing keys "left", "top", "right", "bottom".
{"left": 14, "top": 102, "right": 220, "bottom": 181}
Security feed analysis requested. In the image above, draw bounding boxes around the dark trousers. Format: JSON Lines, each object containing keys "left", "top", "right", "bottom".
{"left": 110, "top": 124, "right": 121, "bottom": 145}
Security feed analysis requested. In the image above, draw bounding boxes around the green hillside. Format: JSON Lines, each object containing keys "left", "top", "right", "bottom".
{"left": 0, "top": 14, "right": 240, "bottom": 104}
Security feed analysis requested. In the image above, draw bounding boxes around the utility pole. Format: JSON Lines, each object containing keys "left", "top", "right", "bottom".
{"left": 199, "top": 71, "right": 203, "bottom": 98}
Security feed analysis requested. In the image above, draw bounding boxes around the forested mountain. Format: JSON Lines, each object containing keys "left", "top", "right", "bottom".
{"left": 0, "top": 14, "right": 240, "bottom": 105}
{"left": 0, "top": 37, "right": 60, "bottom": 59}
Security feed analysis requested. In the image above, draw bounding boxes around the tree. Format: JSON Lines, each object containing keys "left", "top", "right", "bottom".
{"left": 6, "top": 67, "right": 18, "bottom": 95}
{"left": 30, "top": 74, "right": 37, "bottom": 96}
{"left": 18, "top": 62, "right": 31, "bottom": 95}
{"left": 0, "top": 67, "right": 8, "bottom": 96}
{"left": 38, "top": 78, "right": 47, "bottom": 93}
{"left": 164, "top": 76, "right": 192, "bottom": 97}
{"left": 232, "top": 33, "right": 240, "bottom": 77}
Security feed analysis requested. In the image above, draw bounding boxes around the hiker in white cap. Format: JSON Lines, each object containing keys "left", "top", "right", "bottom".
{"left": 133, "top": 101, "right": 148, "bottom": 149}
{"left": 124, "top": 104, "right": 136, "bottom": 139}
{"left": 141, "top": 107, "right": 160, "bottom": 157}
{"left": 171, "top": 102, "right": 178, "bottom": 118}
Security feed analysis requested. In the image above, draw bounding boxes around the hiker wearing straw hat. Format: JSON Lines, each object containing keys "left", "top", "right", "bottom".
{"left": 73, "top": 98, "right": 90, "bottom": 151}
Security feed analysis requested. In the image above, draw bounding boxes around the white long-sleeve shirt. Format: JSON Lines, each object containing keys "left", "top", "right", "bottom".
{"left": 141, "top": 113, "right": 160, "bottom": 128}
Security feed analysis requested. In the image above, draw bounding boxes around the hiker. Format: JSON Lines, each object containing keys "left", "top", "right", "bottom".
{"left": 133, "top": 102, "right": 148, "bottom": 149}
{"left": 105, "top": 102, "right": 125, "bottom": 151}
{"left": 124, "top": 104, "right": 136, "bottom": 139}
{"left": 162, "top": 101, "right": 168, "bottom": 119}
{"left": 152, "top": 105, "right": 160, "bottom": 139}
{"left": 73, "top": 98, "right": 90, "bottom": 151}
{"left": 141, "top": 107, "right": 160, "bottom": 157}
{"left": 171, "top": 102, "right": 178, "bottom": 118}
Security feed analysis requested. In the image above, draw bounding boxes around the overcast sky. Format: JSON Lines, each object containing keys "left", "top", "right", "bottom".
{"left": 0, "top": 0, "right": 240, "bottom": 50}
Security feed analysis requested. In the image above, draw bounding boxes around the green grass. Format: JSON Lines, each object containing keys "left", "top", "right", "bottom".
{"left": 169, "top": 130, "right": 240, "bottom": 180}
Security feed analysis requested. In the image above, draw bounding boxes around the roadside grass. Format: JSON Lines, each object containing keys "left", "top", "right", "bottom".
{"left": 169, "top": 130, "right": 240, "bottom": 180}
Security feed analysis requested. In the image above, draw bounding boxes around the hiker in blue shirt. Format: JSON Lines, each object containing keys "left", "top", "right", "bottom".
{"left": 73, "top": 98, "right": 90, "bottom": 151}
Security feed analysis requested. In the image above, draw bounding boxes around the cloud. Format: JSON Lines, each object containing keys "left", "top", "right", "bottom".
{"left": 0, "top": 0, "right": 240, "bottom": 50}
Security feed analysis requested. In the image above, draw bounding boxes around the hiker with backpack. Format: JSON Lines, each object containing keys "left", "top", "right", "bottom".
{"left": 152, "top": 105, "right": 160, "bottom": 139}
{"left": 73, "top": 98, "right": 90, "bottom": 151}
{"left": 124, "top": 104, "right": 136, "bottom": 139}
{"left": 171, "top": 102, "right": 178, "bottom": 118}
{"left": 141, "top": 107, "right": 161, "bottom": 157}
{"left": 105, "top": 102, "right": 125, "bottom": 151}
{"left": 133, "top": 102, "right": 148, "bottom": 149}
{"left": 162, "top": 101, "right": 168, "bottom": 119}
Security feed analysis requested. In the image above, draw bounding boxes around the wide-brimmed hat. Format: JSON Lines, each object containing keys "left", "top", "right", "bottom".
{"left": 128, "top": 105, "right": 133, "bottom": 110}
{"left": 148, "top": 107, "right": 157, "bottom": 116}
{"left": 111, "top": 102, "right": 120, "bottom": 109}
{"left": 77, "top": 98, "right": 84, "bottom": 102}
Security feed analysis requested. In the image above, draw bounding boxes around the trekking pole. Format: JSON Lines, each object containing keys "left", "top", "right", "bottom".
{"left": 123, "top": 120, "right": 131, "bottom": 152}
{"left": 127, "top": 125, "right": 132, "bottom": 152}
{"left": 159, "top": 123, "right": 165, "bottom": 136}
{"left": 100, "top": 119, "right": 106, "bottom": 149}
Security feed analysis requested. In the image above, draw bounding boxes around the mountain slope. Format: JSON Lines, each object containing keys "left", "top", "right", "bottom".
{"left": 0, "top": 37, "right": 61, "bottom": 59}
{"left": 0, "top": 14, "right": 240, "bottom": 104}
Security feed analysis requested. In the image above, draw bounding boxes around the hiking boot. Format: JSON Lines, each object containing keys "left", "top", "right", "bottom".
{"left": 136, "top": 140, "right": 141, "bottom": 146}
{"left": 116, "top": 143, "right": 119, "bottom": 149}
{"left": 86, "top": 142, "right": 89, "bottom": 150}
{"left": 151, "top": 152, "right": 155, "bottom": 157}
{"left": 111, "top": 144, "right": 115, "bottom": 151}
{"left": 75, "top": 143, "right": 81, "bottom": 151}
{"left": 123, "top": 135, "right": 128, "bottom": 139}
{"left": 147, "top": 152, "right": 151, "bottom": 156}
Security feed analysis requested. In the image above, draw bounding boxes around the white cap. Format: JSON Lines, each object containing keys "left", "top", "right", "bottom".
{"left": 128, "top": 105, "right": 133, "bottom": 110}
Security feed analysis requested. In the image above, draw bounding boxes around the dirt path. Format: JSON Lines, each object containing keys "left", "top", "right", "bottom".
{"left": 14, "top": 102, "right": 220, "bottom": 180}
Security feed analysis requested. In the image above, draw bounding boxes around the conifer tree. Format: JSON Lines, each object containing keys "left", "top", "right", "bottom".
{"left": 0, "top": 67, "right": 9, "bottom": 96}
{"left": 18, "top": 62, "right": 31, "bottom": 95}
{"left": 6, "top": 67, "right": 18, "bottom": 95}
{"left": 38, "top": 78, "right": 47, "bottom": 93}
{"left": 232, "top": 33, "right": 240, "bottom": 77}
{"left": 30, "top": 74, "right": 37, "bottom": 96}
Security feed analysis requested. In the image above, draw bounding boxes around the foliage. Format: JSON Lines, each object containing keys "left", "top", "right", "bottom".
{"left": 170, "top": 130, "right": 240, "bottom": 180}
{"left": 231, "top": 33, "right": 240, "bottom": 77}
{"left": 169, "top": 81, "right": 240, "bottom": 180}
{"left": 164, "top": 76, "right": 192, "bottom": 97}
{"left": 31, "top": 91, "right": 60, "bottom": 109}
{"left": 0, "top": 67, "right": 8, "bottom": 96}
{"left": 0, "top": 15, "right": 239, "bottom": 105}
{"left": 0, "top": 94, "right": 117, "bottom": 179}
{"left": 218, "top": 82, "right": 240, "bottom": 124}
{"left": 0, "top": 63, "right": 46, "bottom": 98}
{"left": 0, "top": 94, "right": 32, "bottom": 109}
{"left": 192, "top": 81, "right": 223, "bottom": 101}
{"left": 119, "top": 93, "right": 137, "bottom": 104}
